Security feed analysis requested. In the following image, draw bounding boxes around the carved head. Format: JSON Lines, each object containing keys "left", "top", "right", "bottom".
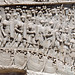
{"left": 21, "top": 16, "right": 25, "bottom": 22}
{"left": 24, "top": 51, "right": 27, "bottom": 55}
{"left": 6, "top": 13, "right": 11, "bottom": 20}
{"left": 26, "top": 15, "right": 32, "bottom": 21}
{"left": 38, "top": 11, "right": 42, "bottom": 17}
{"left": 13, "top": 13, "right": 18, "bottom": 19}
{"left": 31, "top": 17, "right": 36, "bottom": 24}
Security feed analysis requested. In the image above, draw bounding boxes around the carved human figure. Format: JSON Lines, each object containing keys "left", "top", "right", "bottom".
{"left": 37, "top": 20, "right": 45, "bottom": 50}
{"left": 27, "top": 17, "right": 36, "bottom": 48}
{"left": 20, "top": 16, "right": 27, "bottom": 48}
{"left": 37, "top": 11, "right": 43, "bottom": 24}
{"left": 44, "top": 26, "right": 54, "bottom": 53}
{"left": 10, "top": 13, "right": 19, "bottom": 47}
{"left": 14, "top": 17, "right": 23, "bottom": 48}
{"left": 1, "top": 13, "right": 11, "bottom": 47}
{"left": 30, "top": 17, "right": 36, "bottom": 47}
{"left": 55, "top": 31, "right": 62, "bottom": 51}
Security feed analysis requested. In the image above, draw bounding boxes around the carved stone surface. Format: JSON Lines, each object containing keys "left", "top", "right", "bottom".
{"left": 0, "top": 0, "right": 75, "bottom": 5}
{"left": 0, "top": 1, "right": 75, "bottom": 75}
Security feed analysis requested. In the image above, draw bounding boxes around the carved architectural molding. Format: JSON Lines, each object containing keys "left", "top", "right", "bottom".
{"left": 0, "top": 0, "right": 75, "bottom": 5}
{"left": 0, "top": 1, "right": 75, "bottom": 75}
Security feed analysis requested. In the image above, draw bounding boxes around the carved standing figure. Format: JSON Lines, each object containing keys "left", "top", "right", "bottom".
{"left": 1, "top": 13, "right": 11, "bottom": 47}
{"left": 14, "top": 16, "right": 23, "bottom": 47}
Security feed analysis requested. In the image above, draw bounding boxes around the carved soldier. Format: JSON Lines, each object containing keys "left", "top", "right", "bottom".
{"left": 10, "top": 13, "right": 19, "bottom": 47}
{"left": 37, "top": 11, "right": 43, "bottom": 25}
{"left": 14, "top": 16, "right": 23, "bottom": 48}
{"left": 20, "top": 16, "right": 27, "bottom": 48}
{"left": 1, "top": 13, "right": 11, "bottom": 47}
{"left": 27, "top": 17, "right": 36, "bottom": 48}
{"left": 44, "top": 25, "right": 54, "bottom": 53}
{"left": 55, "top": 30, "right": 62, "bottom": 51}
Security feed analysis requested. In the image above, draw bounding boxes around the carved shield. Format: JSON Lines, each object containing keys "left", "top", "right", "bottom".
{"left": 14, "top": 52, "right": 27, "bottom": 68}
{"left": 0, "top": 52, "right": 11, "bottom": 66}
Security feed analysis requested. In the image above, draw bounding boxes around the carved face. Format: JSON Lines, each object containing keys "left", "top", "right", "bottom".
{"left": 6, "top": 14, "right": 11, "bottom": 20}
{"left": 13, "top": 14, "right": 18, "bottom": 19}
{"left": 21, "top": 17, "right": 25, "bottom": 22}
{"left": 24, "top": 51, "right": 27, "bottom": 55}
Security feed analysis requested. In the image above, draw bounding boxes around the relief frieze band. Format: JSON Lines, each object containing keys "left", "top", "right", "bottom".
{"left": 0, "top": 4, "right": 75, "bottom": 75}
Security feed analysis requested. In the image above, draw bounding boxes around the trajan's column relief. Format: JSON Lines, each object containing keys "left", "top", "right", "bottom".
{"left": 0, "top": 0, "right": 75, "bottom": 75}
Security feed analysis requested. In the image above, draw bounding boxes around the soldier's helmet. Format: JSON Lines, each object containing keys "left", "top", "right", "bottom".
{"left": 13, "top": 13, "right": 18, "bottom": 18}
{"left": 6, "top": 13, "right": 11, "bottom": 16}
{"left": 21, "top": 15, "right": 25, "bottom": 22}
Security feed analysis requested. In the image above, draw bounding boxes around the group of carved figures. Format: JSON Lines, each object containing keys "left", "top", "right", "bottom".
{"left": 0, "top": 5, "right": 75, "bottom": 74}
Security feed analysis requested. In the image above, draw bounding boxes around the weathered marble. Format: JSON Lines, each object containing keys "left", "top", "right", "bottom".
{"left": 0, "top": 0, "right": 75, "bottom": 75}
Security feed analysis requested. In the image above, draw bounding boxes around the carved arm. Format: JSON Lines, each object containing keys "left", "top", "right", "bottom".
{"left": 1, "top": 26, "right": 7, "bottom": 37}
{"left": 15, "top": 28, "right": 23, "bottom": 34}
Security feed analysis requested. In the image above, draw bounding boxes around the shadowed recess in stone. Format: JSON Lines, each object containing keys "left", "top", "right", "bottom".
{"left": 0, "top": 68, "right": 27, "bottom": 75}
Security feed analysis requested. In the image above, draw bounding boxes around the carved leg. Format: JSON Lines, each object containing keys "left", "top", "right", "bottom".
{"left": 2, "top": 37, "right": 7, "bottom": 47}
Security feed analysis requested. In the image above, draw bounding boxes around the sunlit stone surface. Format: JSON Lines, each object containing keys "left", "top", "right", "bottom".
{"left": 0, "top": 0, "right": 75, "bottom": 75}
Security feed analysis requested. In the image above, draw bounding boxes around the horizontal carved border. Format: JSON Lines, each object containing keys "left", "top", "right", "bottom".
{"left": 0, "top": 1, "right": 75, "bottom": 6}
